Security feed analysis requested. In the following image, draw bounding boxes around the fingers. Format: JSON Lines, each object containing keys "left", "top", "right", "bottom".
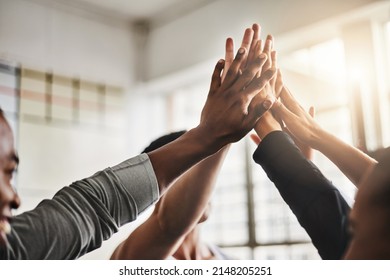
{"left": 247, "top": 24, "right": 261, "bottom": 66}
{"left": 251, "top": 23, "right": 261, "bottom": 44}
{"left": 250, "top": 133, "right": 261, "bottom": 145}
{"left": 243, "top": 67, "right": 276, "bottom": 100}
{"left": 247, "top": 88, "right": 273, "bottom": 115}
{"left": 247, "top": 95, "right": 274, "bottom": 123}
{"left": 263, "top": 34, "right": 273, "bottom": 52}
{"left": 309, "top": 106, "right": 315, "bottom": 118}
{"left": 221, "top": 47, "right": 247, "bottom": 90}
{"left": 233, "top": 41, "right": 264, "bottom": 91}
{"left": 273, "top": 99, "right": 300, "bottom": 123}
{"left": 239, "top": 27, "right": 254, "bottom": 69}
{"left": 240, "top": 28, "right": 254, "bottom": 51}
{"left": 222, "top": 37, "right": 234, "bottom": 82}
{"left": 271, "top": 50, "right": 277, "bottom": 68}
{"left": 269, "top": 51, "right": 278, "bottom": 91}
{"left": 209, "top": 59, "right": 225, "bottom": 95}
{"left": 279, "top": 86, "right": 303, "bottom": 115}
{"left": 274, "top": 69, "right": 284, "bottom": 98}
{"left": 262, "top": 35, "right": 273, "bottom": 72}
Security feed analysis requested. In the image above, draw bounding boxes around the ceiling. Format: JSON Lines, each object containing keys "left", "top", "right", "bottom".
{"left": 56, "top": 0, "right": 213, "bottom": 23}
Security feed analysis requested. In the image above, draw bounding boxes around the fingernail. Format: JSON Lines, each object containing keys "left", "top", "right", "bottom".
{"left": 218, "top": 59, "right": 224, "bottom": 64}
{"left": 263, "top": 100, "right": 272, "bottom": 109}
{"left": 238, "top": 48, "right": 245, "bottom": 54}
{"left": 259, "top": 53, "right": 266, "bottom": 59}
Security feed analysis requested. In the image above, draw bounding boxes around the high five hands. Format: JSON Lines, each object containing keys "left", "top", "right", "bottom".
{"left": 200, "top": 24, "right": 277, "bottom": 149}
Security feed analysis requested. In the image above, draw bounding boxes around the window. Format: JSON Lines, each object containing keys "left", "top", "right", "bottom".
{"left": 381, "top": 21, "right": 390, "bottom": 147}
{"left": 0, "top": 61, "right": 126, "bottom": 215}
{"left": 0, "top": 60, "right": 20, "bottom": 143}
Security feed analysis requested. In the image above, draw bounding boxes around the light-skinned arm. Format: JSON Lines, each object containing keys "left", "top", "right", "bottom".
{"left": 273, "top": 84, "right": 377, "bottom": 187}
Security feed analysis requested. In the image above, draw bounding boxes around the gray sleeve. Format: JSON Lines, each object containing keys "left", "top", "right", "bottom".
{"left": 1, "top": 153, "right": 159, "bottom": 260}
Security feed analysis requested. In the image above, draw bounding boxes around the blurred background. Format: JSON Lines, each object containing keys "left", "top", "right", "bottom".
{"left": 0, "top": 0, "right": 389, "bottom": 259}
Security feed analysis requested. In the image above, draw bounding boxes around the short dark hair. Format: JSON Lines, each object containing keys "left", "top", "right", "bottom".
{"left": 142, "top": 130, "right": 187, "bottom": 153}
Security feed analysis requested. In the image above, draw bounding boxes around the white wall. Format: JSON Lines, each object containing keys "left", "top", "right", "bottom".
{"left": 0, "top": 0, "right": 134, "bottom": 87}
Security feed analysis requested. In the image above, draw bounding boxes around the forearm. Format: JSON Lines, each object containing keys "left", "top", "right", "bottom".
{"left": 253, "top": 131, "right": 337, "bottom": 213}
{"left": 314, "top": 129, "right": 377, "bottom": 187}
{"left": 158, "top": 145, "right": 230, "bottom": 236}
{"left": 111, "top": 144, "right": 230, "bottom": 260}
{"left": 147, "top": 126, "right": 224, "bottom": 196}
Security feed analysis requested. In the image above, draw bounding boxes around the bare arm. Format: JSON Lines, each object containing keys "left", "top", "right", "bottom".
{"left": 111, "top": 146, "right": 229, "bottom": 259}
{"left": 273, "top": 84, "right": 377, "bottom": 187}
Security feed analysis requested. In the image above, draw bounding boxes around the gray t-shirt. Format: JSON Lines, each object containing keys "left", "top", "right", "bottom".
{"left": 0, "top": 153, "right": 159, "bottom": 259}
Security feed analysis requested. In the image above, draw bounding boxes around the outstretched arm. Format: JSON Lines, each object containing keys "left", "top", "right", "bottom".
{"left": 250, "top": 37, "right": 350, "bottom": 259}
{"left": 111, "top": 146, "right": 229, "bottom": 259}
{"left": 273, "top": 84, "right": 377, "bottom": 187}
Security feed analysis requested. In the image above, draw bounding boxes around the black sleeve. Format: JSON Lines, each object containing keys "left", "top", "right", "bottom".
{"left": 253, "top": 131, "right": 351, "bottom": 259}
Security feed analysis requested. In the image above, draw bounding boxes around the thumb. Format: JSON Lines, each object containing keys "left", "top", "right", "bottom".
{"left": 209, "top": 59, "right": 225, "bottom": 95}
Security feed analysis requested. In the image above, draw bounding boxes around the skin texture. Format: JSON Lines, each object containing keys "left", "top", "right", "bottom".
{"left": 148, "top": 30, "right": 276, "bottom": 197}
{"left": 272, "top": 81, "right": 377, "bottom": 187}
{"left": 0, "top": 114, "right": 20, "bottom": 247}
{"left": 111, "top": 146, "right": 229, "bottom": 260}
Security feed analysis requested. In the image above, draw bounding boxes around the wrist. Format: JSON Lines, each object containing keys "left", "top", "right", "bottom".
{"left": 188, "top": 126, "right": 225, "bottom": 155}
{"left": 254, "top": 116, "right": 282, "bottom": 140}
{"left": 256, "top": 125, "right": 282, "bottom": 140}
{"left": 310, "top": 128, "right": 330, "bottom": 150}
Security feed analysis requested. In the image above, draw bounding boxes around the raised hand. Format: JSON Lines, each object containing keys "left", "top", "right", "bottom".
{"left": 200, "top": 40, "right": 276, "bottom": 147}
{"left": 273, "top": 82, "right": 376, "bottom": 186}
{"left": 147, "top": 26, "right": 275, "bottom": 196}
{"left": 222, "top": 24, "right": 258, "bottom": 82}
{"left": 273, "top": 86, "right": 323, "bottom": 148}
{"left": 283, "top": 106, "right": 315, "bottom": 160}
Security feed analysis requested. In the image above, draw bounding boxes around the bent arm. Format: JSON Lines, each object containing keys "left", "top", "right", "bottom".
{"left": 253, "top": 131, "right": 351, "bottom": 259}
{"left": 111, "top": 146, "right": 229, "bottom": 260}
{"left": 274, "top": 86, "right": 377, "bottom": 187}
